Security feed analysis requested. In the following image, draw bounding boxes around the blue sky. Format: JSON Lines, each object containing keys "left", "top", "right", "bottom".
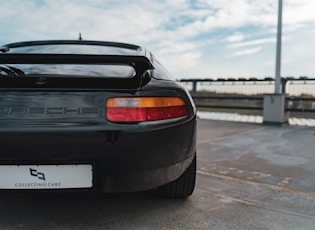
{"left": 1, "top": 0, "right": 314, "bottom": 79}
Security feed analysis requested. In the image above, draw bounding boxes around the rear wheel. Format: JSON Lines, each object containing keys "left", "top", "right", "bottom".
{"left": 159, "top": 154, "right": 196, "bottom": 198}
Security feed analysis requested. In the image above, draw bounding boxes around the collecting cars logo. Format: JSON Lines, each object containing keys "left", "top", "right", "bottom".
{"left": 14, "top": 167, "right": 62, "bottom": 188}
{"left": 30, "top": 168, "right": 46, "bottom": 181}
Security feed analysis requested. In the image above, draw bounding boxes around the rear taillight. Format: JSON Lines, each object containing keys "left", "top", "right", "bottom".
{"left": 106, "top": 97, "right": 188, "bottom": 123}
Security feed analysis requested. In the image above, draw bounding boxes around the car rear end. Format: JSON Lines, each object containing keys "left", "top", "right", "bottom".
{"left": 0, "top": 41, "right": 196, "bottom": 197}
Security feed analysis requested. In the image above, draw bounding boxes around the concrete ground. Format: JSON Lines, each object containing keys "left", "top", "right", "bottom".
{"left": 0, "top": 119, "right": 314, "bottom": 229}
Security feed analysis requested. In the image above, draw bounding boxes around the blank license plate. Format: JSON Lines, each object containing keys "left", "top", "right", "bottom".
{"left": 0, "top": 165, "right": 93, "bottom": 189}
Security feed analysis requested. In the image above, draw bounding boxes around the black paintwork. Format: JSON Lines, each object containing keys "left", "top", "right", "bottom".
{"left": 0, "top": 40, "right": 196, "bottom": 192}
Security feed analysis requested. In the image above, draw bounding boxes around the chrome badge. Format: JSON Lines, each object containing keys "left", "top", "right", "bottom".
{"left": 35, "top": 77, "right": 47, "bottom": 85}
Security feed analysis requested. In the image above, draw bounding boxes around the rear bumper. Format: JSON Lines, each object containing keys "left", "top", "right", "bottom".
{"left": 0, "top": 119, "right": 196, "bottom": 192}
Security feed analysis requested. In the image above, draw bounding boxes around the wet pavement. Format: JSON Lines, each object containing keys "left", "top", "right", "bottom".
{"left": 0, "top": 119, "right": 314, "bottom": 229}
{"left": 197, "top": 119, "right": 315, "bottom": 194}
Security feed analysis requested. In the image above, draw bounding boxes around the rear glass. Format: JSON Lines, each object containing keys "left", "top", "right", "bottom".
{"left": 7, "top": 64, "right": 135, "bottom": 78}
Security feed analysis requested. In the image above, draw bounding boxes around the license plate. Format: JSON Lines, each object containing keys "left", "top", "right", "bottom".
{"left": 0, "top": 165, "right": 93, "bottom": 189}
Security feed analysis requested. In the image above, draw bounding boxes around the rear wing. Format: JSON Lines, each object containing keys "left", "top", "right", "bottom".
{"left": 0, "top": 53, "right": 153, "bottom": 71}
{"left": 0, "top": 53, "right": 153, "bottom": 89}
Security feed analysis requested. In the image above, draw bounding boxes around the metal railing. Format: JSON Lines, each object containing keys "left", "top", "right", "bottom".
{"left": 193, "top": 95, "right": 263, "bottom": 111}
{"left": 180, "top": 77, "right": 315, "bottom": 117}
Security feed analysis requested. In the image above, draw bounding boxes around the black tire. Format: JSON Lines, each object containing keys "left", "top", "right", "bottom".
{"left": 159, "top": 154, "right": 196, "bottom": 198}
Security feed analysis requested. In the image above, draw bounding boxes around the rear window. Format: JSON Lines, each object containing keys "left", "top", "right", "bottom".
{"left": 6, "top": 64, "right": 136, "bottom": 78}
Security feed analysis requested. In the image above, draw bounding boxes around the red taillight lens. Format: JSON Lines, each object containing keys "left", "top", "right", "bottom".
{"left": 106, "top": 97, "right": 188, "bottom": 123}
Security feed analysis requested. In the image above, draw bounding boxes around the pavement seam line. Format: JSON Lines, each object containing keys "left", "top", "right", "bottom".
{"left": 197, "top": 170, "right": 315, "bottom": 198}
{"left": 197, "top": 126, "right": 268, "bottom": 144}
{"left": 195, "top": 188, "right": 315, "bottom": 220}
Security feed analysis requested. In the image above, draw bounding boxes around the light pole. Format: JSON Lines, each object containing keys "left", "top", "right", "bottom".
{"left": 263, "top": 0, "right": 288, "bottom": 124}
{"left": 275, "top": 0, "right": 283, "bottom": 94}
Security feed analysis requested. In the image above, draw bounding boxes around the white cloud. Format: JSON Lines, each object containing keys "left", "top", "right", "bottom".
{"left": 0, "top": 0, "right": 314, "bottom": 78}
{"left": 160, "top": 51, "right": 202, "bottom": 72}
{"left": 281, "top": 27, "right": 315, "bottom": 76}
{"left": 1, "top": 0, "right": 169, "bottom": 42}
{"left": 284, "top": 0, "right": 315, "bottom": 26}
{"left": 228, "top": 38, "right": 276, "bottom": 49}
{"left": 196, "top": 0, "right": 278, "bottom": 27}
{"left": 226, "top": 32, "right": 245, "bottom": 43}
{"left": 228, "top": 47, "right": 263, "bottom": 57}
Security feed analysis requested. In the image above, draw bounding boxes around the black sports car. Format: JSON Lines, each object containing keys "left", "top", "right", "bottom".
{"left": 0, "top": 40, "right": 197, "bottom": 198}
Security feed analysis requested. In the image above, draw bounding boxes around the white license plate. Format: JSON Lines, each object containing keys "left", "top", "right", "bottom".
{"left": 0, "top": 165, "right": 93, "bottom": 189}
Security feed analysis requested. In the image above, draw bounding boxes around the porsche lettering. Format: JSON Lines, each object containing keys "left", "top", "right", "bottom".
{"left": 0, "top": 107, "right": 99, "bottom": 115}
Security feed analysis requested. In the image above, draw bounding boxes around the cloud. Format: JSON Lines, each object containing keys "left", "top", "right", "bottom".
{"left": 228, "top": 47, "right": 263, "bottom": 57}
{"left": 196, "top": 0, "right": 278, "bottom": 28}
{"left": 228, "top": 38, "right": 276, "bottom": 49}
{"left": 226, "top": 32, "right": 245, "bottom": 43}
{"left": 281, "top": 27, "right": 315, "bottom": 76}
{"left": 0, "top": 0, "right": 314, "bottom": 78}
{"left": 284, "top": 0, "right": 315, "bottom": 25}
{"left": 1, "top": 0, "right": 169, "bottom": 42}
{"left": 160, "top": 51, "right": 202, "bottom": 72}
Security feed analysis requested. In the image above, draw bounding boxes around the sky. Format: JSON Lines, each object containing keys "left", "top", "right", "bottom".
{"left": 0, "top": 0, "right": 314, "bottom": 80}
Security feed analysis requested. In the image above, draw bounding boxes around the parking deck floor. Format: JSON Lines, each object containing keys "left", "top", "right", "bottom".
{"left": 0, "top": 119, "right": 314, "bottom": 229}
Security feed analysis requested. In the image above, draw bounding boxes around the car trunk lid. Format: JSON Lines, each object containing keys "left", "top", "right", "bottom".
{"left": 0, "top": 53, "right": 154, "bottom": 130}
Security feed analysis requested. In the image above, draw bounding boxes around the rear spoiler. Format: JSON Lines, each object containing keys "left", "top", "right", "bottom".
{"left": 0, "top": 53, "right": 153, "bottom": 73}
{"left": 0, "top": 54, "right": 154, "bottom": 89}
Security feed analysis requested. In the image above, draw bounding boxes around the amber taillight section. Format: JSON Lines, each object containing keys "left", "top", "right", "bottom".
{"left": 106, "top": 97, "right": 188, "bottom": 123}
